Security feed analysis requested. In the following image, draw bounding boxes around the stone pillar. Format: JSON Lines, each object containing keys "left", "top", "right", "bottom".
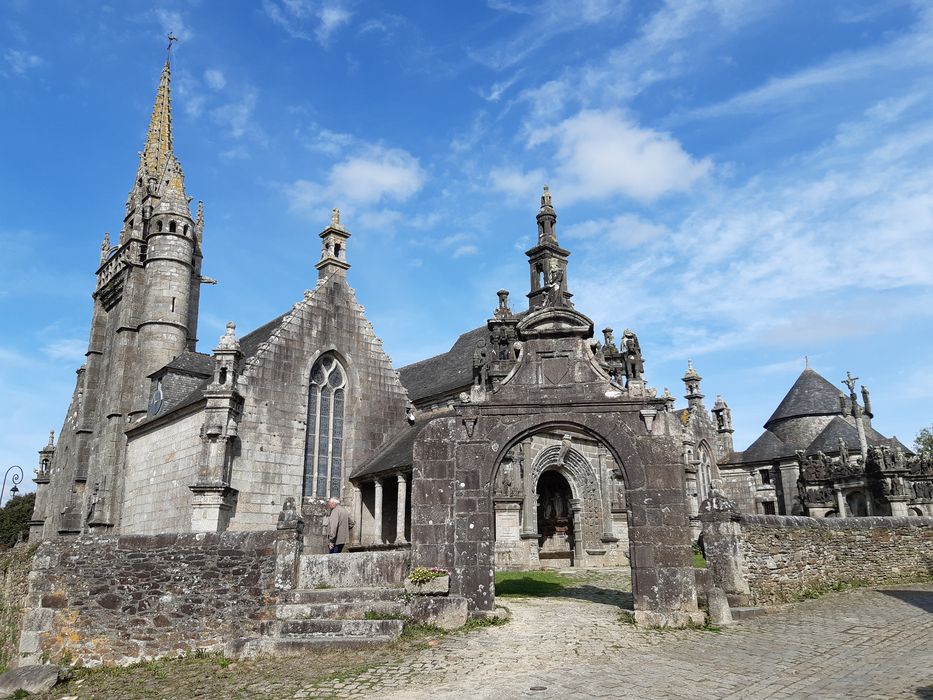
{"left": 521, "top": 464, "right": 538, "bottom": 538}
{"left": 570, "top": 498, "right": 584, "bottom": 561}
{"left": 834, "top": 487, "right": 847, "bottom": 518}
{"left": 698, "top": 511, "right": 750, "bottom": 602}
{"left": 778, "top": 461, "right": 800, "bottom": 515}
{"left": 395, "top": 473, "right": 408, "bottom": 545}
{"left": 684, "top": 465, "right": 699, "bottom": 519}
{"left": 373, "top": 477, "right": 384, "bottom": 544}
{"left": 351, "top": 485, "right": 363, "bottom": 545}
{"left": 598, "top": 447, "right": 617, "bottom": 542}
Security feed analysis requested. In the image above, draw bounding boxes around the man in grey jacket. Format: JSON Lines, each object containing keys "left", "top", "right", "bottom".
{"left": 327, "top": 498, "right": 350, "bottom": 554}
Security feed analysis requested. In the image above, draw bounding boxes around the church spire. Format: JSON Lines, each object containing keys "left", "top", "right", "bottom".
{"left": 141, "top": 57, "right": 174, "bottom": 179}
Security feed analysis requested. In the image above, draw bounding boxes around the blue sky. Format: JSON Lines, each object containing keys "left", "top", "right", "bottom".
{"left": 2, "top": 0, "right": 932, "bottom": 489}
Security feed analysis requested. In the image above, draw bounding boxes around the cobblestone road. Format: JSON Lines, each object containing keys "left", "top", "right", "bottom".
{"left": 328, "top": 576, "right": 933, "bottom": 700}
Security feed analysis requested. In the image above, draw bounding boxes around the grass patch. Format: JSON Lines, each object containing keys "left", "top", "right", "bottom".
{"left": 692, "top": 551, "right": 707, "bottom": 569}
{"left": 494, "top": 570, "right": 570, "bottom": 597}
{"left": 462, "top": 615, "right": 508, "bottom": 632}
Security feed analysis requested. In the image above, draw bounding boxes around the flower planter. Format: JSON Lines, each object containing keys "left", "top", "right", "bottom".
{"left": 404, "top": 574, "right": 450, "bottom": 596}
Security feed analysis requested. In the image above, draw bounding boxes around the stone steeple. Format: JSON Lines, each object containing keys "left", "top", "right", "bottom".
{"left": 141, "top": 59, "right": 174, "bottom": 178}
{"left": 527, "top": 185, "right": 573, "bottom": 310}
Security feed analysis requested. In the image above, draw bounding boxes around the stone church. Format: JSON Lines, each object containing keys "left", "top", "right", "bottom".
{"left": 29, "top": 55, "right": 931, "bottom": 571}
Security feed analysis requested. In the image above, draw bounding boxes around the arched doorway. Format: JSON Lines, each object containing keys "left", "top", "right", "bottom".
{"left": 537, "top": 470, "right": 574, "bottom": 567}
{"left": 846, "top": 490, "right": 868, "bottom": 517}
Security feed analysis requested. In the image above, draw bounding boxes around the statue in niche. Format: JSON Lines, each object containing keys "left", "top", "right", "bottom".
{"left": 472, "top": 340, "right": 489, "bottom": 387}
{"left": 838, "top": 438, "right": 849, "bottom": 466}
{"left": 893, "top": 447, "right": 906, "bottom": 470}
{"left": 543, "top": 259, "right": 564, "bottom": 307}
{"left": 621, "top": 329, "right": 644, "bottom": 381}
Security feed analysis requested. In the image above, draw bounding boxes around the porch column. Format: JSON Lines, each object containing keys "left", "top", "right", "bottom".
{"left": 395, "top": 473, "right": 408, "bottom": 544}
{"left": 521, "top": 465, "right": 537, "bottom": 537}
{"left": 779, "top": 461, "right": 801, "bottom": 515}
{"left": 598, "top": 446, "right": 616, "bottom": 541}
{"left": 834, "top": 486, "right": 847, "bottom": 518}
{"left": 351, "top": 484, "right": 362, "bottom": 545}
{"left": 570, "top": 498, "right": 584, "bottom": 561}
{"left": 373, "top": 477, "right": 384, "bottom": 544}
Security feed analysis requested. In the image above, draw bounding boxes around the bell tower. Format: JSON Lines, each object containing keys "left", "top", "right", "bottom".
{"left": 526, "top": 186, "right": 573, "bottom": 310}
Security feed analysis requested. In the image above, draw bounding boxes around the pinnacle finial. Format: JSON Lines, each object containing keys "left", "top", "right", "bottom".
{"left": 331, "top": 207, "right": 342, "bottom": 230}
{"left": 217, "top": 321, "right": 240, "bottom": 351}
{"left": 48, "top": 429, "right": 55, "bottom": 447}
{"left": 541, "top": 184, "right": 552, "bottom": 209}
{"left": 166, "top": 32, "right": 177, "bottom": 62}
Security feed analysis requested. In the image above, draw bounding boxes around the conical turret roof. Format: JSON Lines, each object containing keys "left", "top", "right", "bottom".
{"left": 765, "top": 368, "right": 843, "bottom": 427}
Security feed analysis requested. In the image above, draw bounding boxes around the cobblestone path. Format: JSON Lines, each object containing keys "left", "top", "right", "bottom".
{"left": 325, "top": 577, "right": 933, "bottom": 700}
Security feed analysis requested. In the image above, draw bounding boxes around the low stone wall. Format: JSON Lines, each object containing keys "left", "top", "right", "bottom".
{"left": 703, "top": 513, "right": 933, "bottom": 605}
{"left": 298, "top": 549, "right": 411, "bottom": 588}
{"left": 0, "top": 544, "right": 37, "bottom": 670}
{"left": 18, "top": 530, "right": 301, "bottom": 667}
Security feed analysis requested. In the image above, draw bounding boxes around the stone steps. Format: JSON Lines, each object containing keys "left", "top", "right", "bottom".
{"left": 729, "top": 606, "right": 769, "bottom": 620}
{"left": 263, "top": 618, "right": 405, "bottom": 637}
{"left": 283, "top": 586, "right": 403, "bottom": 604}
{"left": 233, "top": 587, "right": 408, "bottom": 658}
{"left": 275, "top": 599, "right": 405, "bottom": 620}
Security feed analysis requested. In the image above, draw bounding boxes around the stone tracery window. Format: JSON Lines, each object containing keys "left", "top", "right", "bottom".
{"left": 303, "top": 356, "right": 346, "bottom": 499}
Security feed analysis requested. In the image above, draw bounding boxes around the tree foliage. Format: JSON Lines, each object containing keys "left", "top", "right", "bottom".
{"left": 0, "top": 493, "right": 35, "bottom": 549}
{"left": 914, "top": 426, "right": 933, "bottom": 458}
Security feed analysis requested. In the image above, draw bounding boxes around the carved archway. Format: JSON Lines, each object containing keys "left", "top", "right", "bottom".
{"left": 529, "top": 444, "right": 602, "bottom": 550}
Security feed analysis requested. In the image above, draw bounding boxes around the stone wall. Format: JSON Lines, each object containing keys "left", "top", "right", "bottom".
{"left": 122, "top": 409, "right": 204, "bottom": 534}
{"left": 703, "top": 514, "right": 933, "bottom": 605}
{"left": 18, "top": 530, "right": 300, "bottom": 667}
{"left": 298, "top": 550, "right": 410, "bottom": 588}
{"left": 0, "top": 545, "right": 37, "bottom": 671}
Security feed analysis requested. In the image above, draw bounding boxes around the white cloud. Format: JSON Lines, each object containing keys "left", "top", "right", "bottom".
{"left": 3, "top": 48, "right": 42, "bottom": 75}
{"left": 489, "top": 167, "right": 547, "bottom": 199}
{"left": 564, "top": 214, "right": 669, "bottom": 248}
{"left": 470, "top": 0, "right": 625, "bottom": 71}
{"left": 211, "top": 88, "right": 260, "bottom": 139}
{"left": 525, "top": 109, "right": 711, "bottom": 203}
{"left": 285, "top": 145, "right": 425, "bottom": 213}
{"left": 41, "top": 339, "right": 86, "bottom": 362}
{"left": 453, "top": 244, "right": 479, "bottom": 258}
{"left": 568, "top": 92, "right": 933, "bottom": 357}
{"left": 305, "top": 125, "right": 355, "bottom": 155}
{"left": 204, "top": 69, "right": 226, "bottom": 91}
{"left": 263, "top": 0, "right": 352, "bottom": 45}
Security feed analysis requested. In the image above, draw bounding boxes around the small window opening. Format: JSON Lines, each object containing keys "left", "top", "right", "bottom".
{"left": 759, "top": 469, "right": 771, "bottom": 485}
{"left": 219, "top": 367, "right": 228, "bottom": 385}
{"left": 138, "top": 178, "right": 143, "bottom": 187}
{"left": 169, "top": 221, "right": 177, "bottom": 233}
{"left": 334, "top": 243, "right": 341, "bottom": 257}
{"left": 762, "top": 501, "right": 776, "bottom": 515}
{"left": 183, "top": 224, "right": 189, "bottom": 235}
{"left": 171, "top": 297, "right": 176, "bottom": 312}
{"left": 157, "top": 220, "right": 164, "bottom": 232}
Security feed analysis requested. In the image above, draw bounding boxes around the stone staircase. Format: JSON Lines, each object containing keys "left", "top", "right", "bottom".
{"left": 232, "top": 586, "right": 407, "bottom": 657}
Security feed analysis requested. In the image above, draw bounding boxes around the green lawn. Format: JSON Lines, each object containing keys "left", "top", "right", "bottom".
{"left": 693, "top": 550, "right": 707, "bottom": 569}
{"left": 494, "top": 570, "right": 570, "bottom": 597}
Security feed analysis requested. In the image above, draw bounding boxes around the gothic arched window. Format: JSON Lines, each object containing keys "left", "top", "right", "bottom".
{"left": 303, "top": 356, "right": 346, "bottom": 499}
{"left": 698, "top": 444, "right": 714, "bottom": 501}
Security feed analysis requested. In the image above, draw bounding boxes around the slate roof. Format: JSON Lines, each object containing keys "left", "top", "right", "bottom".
{"left": 805, "top": 416, "right": 863, "bottom": 455}
{"left": 350, "top": 413, "right": 452, "bottom": 479}
{"left": 131, "top": 311, "right": 290, "bottom": 429}
{"left": 398, "top": 326, "right": 489, "bottom": 403}
{"left": 734, "top": 429, "right": 791, "bottom": 464}
{"left": 765, "top": 368, "right": 844, "bottom": 426}
{"left": 157, "top": 350, "right": 213, "bottom": 377}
